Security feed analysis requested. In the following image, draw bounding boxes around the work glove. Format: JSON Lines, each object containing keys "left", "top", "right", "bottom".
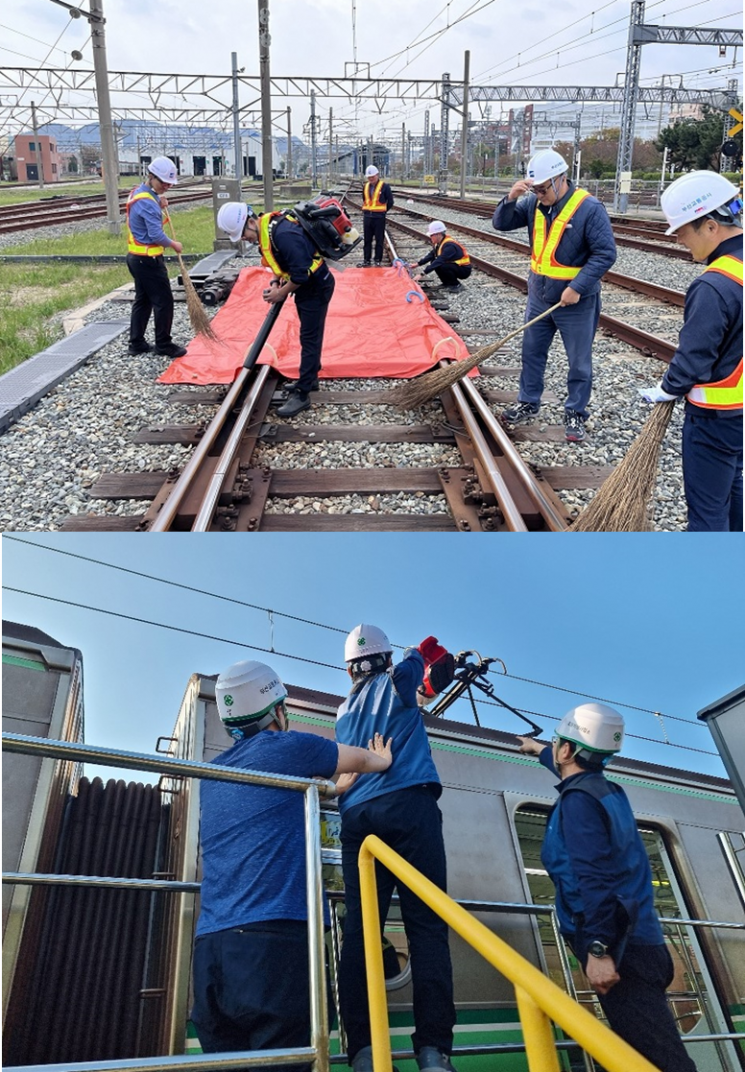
{"left": 638, "top": 384, "right": 678, "bottom": 403}
{"left": 418, "top": 636, "right": 448, "bottom": 666}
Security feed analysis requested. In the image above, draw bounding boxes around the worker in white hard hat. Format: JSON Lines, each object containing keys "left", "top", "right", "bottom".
{"left": 359, "top": 164, "right": 394, "bottom": 267}
{"left": 492, "top": 148, "right": 617, "bottom": 443}
{"left": 408, "top": 221, "right": 472, "bottom": 293}
{"left": 638, "top": 171, "right": 742, "bottom": 531}
{"left": 124, "top": 156, "right": 187, "bottom": 359}
{"left": 335, "top": 626, "right": 458, "bottom": 1072}
{"left": 191, "top": 659, "right": 393, "bottom": 1064}
{"left": 216, "top": 200, "right": 335, "bottom": 419}
{"left": 518, "top": 705, "right": 697, "bottom": 1072}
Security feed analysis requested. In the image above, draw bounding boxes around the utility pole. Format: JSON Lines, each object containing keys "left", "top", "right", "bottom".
{"left": 258, "top": 0, "right": 274, "bottom": 210}
{"left": 286, "top": 107, "right": 292, "bottom": 180}
{"left": 423, "top": 110, "right": 430, "bottom": 175}
{"left": 30, "top": 102, "right": 45, "bottom": 190}
{"left": 439, "top": 73, "right": 450, "bottom": 195}
{"left": 86, "top": 0, "right": 120, "bottom": 234}
{"left": 328, "top": 108, "right": 333, "bottom": 186}
{"left": 401, "top": 124, "right": 406, "bottom": 182}
{"left": 459, "top": 50, "right": 470, "bottom": 199}
{"left": 310, "top": 91, "right": 317, "bottom": 188}
{"left": 231, "top": 52, "right": 242, "bottom": 182}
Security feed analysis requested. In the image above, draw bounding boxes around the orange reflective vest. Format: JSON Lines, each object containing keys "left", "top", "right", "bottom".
{"left": 259, "top": 212, "right": 324, "bottom": 282}
{"left": 530, "top": 189, "right": 591, "bottom": 279}
{"left": 686, "top": 254, "right": 743, "bottom": 411}
{"left": 436, "top": 235, "right": 470, "bottom": 266}
{"left": 126, "top": 188, "right": 165, "bottom": 256}
{"left": 363, "top": 180, "right": 387, "bottom": 212}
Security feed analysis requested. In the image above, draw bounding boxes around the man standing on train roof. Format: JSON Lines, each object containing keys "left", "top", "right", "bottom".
{"left": 409, "top": 221, "right": 472, "bottom": 293}
{"left": 492, "top": 148, "right": 616, "bottom": 443}
{"left": 191, "top": 658, "right": 393, "bottom": 1066}
{"left": 359, "top": 164, "right": 394, "bottom": 267}
{"left": 216, "top": 201, "right": 335, "bottom": 419}
{"left": 125, "top": 156, "right": 188, "bottom": 359}
{"left": 335, "top": 625, "right": 458, "bottom": 1072}
{"left": 638, "top": 171, "right": 742, "bottom": 532}
{"left": 518, "top": 704, "right": 698, "bottom": 1072}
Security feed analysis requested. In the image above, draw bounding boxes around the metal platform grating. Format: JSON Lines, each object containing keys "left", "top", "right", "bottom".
{"left": 0, "top": 320, "right": 128, "bottom": 434}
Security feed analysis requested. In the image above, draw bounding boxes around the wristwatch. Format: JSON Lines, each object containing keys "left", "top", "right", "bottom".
{"left": 587, "top": 941, "right": 609, "bottom": 958}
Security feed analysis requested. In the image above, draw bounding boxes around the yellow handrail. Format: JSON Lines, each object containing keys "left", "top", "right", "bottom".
{"left": 359, "top": 834, "right": 661, "bottom": 1072}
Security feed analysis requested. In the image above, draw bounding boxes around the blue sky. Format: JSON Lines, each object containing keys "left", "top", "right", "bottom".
{"left": 2, "top": 533, "right": 743, "bottom": 783}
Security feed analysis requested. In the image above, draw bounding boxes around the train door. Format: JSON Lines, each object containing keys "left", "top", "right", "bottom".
{"left": 513, "top": 807, "right": 741, "bottom": 1072}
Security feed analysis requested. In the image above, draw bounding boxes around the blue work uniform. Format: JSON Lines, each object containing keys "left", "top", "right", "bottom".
{"left": 361, "top": 179, "right": 394, "bottom": 264}
{"left": 537, "top": 747, "right": 696, "bottom": 1072}
{"left": 335, "top": 649, "right": 455, "bottom": 1062}
{"left": 126, "top": 182, "right": 179, "bottom": 353}
{"left": 269, "top": 216, "right": 335, "bottom": 394}
{"left": 492, "top": 184, "right": 616, "bottom": 417}
{"left": 191, "top": 730, "right": 338, "bottom": 1063}
{"left": 660, "top": 234, "right": 743, "bottom": 531}
{"left": 416, "top": 236, "right": 472, "bottom": 288}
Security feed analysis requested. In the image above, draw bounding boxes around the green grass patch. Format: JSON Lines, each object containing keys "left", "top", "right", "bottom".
{"left": 0, "top": 182, "right": 130, "bottom": 207}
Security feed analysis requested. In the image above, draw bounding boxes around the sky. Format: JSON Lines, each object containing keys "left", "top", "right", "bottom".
{"left": 1, "top": 0, "right": 742, "bottom": 145}
{"left": 2, "top": 533, "right": 744, "bottom": 787}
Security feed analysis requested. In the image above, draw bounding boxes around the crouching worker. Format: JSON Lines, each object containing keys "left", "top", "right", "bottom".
{"left": 335, "top": 625, "right": 458, "bottom": 1072}
{"left": 409, "top": 221, "right": 471, "bottom": 292}
{"left": 191, "top": 659, "right": 393, "bottom": 1068}
{"left": 518, "top": 704, "right": 697, "bottom": 1072}
{"left": 217, "top": 202, "right": 335, "bottom": 418}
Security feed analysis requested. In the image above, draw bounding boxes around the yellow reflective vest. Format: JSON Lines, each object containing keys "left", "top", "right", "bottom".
{"left": 126, "top": 188, "right": 165, "bottom": 256}
{"left": 530, "top": 189, "right": 591, "bottom": 279}
{"left": 687, "top": 254, "right": 743, "bottom": 411}
{"left": 258, "top": 212, "right": 324, "bottom": 282}
{"left": 435, "top": 235, "right": 470, "bottom": 266}
{"left": 363, "top": 180, "right": 387, "bottom": 212}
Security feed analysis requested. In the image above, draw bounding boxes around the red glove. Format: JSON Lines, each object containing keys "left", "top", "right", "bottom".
{"left": 418, "top": 636, "right": 448, "bottom": 666}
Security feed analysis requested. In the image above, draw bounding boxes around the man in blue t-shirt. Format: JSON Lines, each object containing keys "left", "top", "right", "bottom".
{"left": 335, "top": 625, "right": 457, "bottom": 1072}
{"left": 518, "top": 703, "right": 697, "bottom": 1072}
{"left": 191, "top": 659, "right": 393, "bottom": 1066}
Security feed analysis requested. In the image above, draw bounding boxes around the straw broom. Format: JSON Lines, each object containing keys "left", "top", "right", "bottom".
{"left": 163, "top": 211, "right": 218, "bottom": 341}
{"left": 385, "top": 302, "right": 563, "bottom": 410}
{"left": 571, "top": 400, "right": 676, "bottom": 532}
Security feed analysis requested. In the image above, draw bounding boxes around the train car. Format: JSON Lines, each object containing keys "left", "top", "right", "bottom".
{"left": 2, "top": 658, "right": 744, "bottom": 1072}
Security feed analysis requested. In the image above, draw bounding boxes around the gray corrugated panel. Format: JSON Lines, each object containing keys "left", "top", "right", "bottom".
{"left": 186, "top": 249, "right": 239, "bottom": 279}
{"left": 0, "top": 320, "right": 128, "bottom": 435}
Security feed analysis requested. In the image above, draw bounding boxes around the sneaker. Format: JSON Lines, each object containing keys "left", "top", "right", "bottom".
{"left": 128, "top": 341, "right": 152, "bottom": 355}
{"left": 374, "top": 260, "right": 383, "bottom": 267}
{"left": 445, "top": 284, "right": 463, "bottom": 293}
{"left": 502, "top": 401, "right": 540, "bottom": 424}
{"left": 358, "top": 260, "right": 372, "bottom": 268}
{"left": 276, "top": 391, "right": 310, "bottom": 418}
{"left": 351, "top": 1046, "right": 399, "bottom": 1072}
{"left": 155, "top": 344, "right": 188, "bottom": 358}
{"left": 416, "top": 1048, "right": 457, "bottom": 1072}
{"left": 564, "top": 410, "right": 586, "bottom": 442}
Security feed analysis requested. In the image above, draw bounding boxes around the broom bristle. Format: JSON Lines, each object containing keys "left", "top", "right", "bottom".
{"left": 382, "top": 340, "right": 501, "bottom": 409}
{"left": 178, "top": 253, "right": 218, "bottom": 341}
{"left": 572, "top": 401, "right": 676, "bottom": 532}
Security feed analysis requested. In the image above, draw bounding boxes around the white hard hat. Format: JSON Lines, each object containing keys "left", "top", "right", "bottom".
{"left": 526, "top": 149, "right": 568, "bottom": 185}
{"left": 427, "top": 220, "right": 446, "bottom": 236}
{"left": 215, "top": 659, "right": 288, "bottom": 733}
{"left": 344, "top": 624, "right": 392, "bottom": 664}
{"left": 661, "top": 171, "right": 742, "bottom": 235}
{"left": 217, "top": 202, "right": 256, "bottom": 243}
{"left": 148, "top": 156, "right": 178, "bottom": 185}
{"left": 365, "top": 165, "right": 379, "bottom": 177}
{"left": 555, "top": 702, "right": 625, "bottom": 757}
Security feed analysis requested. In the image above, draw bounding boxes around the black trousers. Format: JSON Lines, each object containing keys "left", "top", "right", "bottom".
{"left": 363, "top": 214, "right": 386, "bottom": 263}
{"left": 294, "top": 271, "right": 335, "bottom": 394}
{"left": 338, "top": 786, "right": 456, "bottom": 1061}
{"left": 126, "top": 252, "right": 175, "bottom": 350}
{"left": 431, "top": 263, "right": 472, "bottom": 287}
{"left": 596, "top": 944, "right": 697, "bottom": 1072}
{"left": 191, "top": 920, "right": 333, "bottom": 1072}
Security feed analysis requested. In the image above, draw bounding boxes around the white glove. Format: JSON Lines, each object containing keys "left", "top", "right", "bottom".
{"left": 638, "top": 384, "right": 678, "bottom": 403}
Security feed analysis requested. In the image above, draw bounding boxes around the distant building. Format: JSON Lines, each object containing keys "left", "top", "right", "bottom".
{"left": 669, "top": 103, "right": 705, "bottom": 124}
{"left": 14, "top": 133, "right": 61, "bottom": 182}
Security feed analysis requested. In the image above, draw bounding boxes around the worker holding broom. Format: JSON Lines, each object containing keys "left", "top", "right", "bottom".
{"left": 492, "top": 149, "right": 616, "bottom": 443}
{"left": 125, "top": 156, "right": 187, "bottom": 359}
{"left": 639, "top": 171, "right": 742, "bottom": 532}
{"left": 217, "top": 201, "right": 335, "bottom": 419}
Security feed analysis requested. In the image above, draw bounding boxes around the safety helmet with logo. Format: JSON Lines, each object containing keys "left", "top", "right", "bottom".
{"left": 661, "top": 171, "right": 743, "bottom": 235}
{"left": 427, "top": 220, "right": 446, "bottom": 236}
{"left": 526, "top": 149, "right": 568, "bottom": 185}
{"left": 215, "top": 659, "right": 288, "bottom": 739}
{"left": 344, "top": 624, "right": 393, "bottom": 665}
{"left": 365, "top": 165, "right": 379, "bottom": 177}
{"left": 147, "top": 156, "right": 178, "bottom": 185}
{"left": 555, "top": 702, "right": 624, "bottom": 767}
{"left": 216, "top": 202, "right": 258, "bottom": 243}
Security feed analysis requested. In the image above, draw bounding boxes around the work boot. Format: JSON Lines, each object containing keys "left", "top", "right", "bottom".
{"left": 502, "top": 401, "right": 540, "bottom": 425}
{"left": 155, "top": 343, "right": 188, "bottom": 358}
{"left": 374, "top": 260, "right": 383, "bottom": 267}
{"left": 445, "top": 283, "right": 463, "bottom": 293}
{"left": 358, "top": 260, "right": 372, "bottom": 268}
{"left": 128, "top": 340, "right": 152, "bottom": 355}
{"left": 351, "top": 1046, "right": 400, "bottom": 1072}
{"left": 564, "top": 410, "right": 586, "bottom": 443}
{"left": 285, "top": 379, "right": 319, "bottom": 394}
{"left": 276, "top": 391, "right": 310, "bottom": 418}
{"left": 416, "top": 1048, "right": 457, "bottom": 1072}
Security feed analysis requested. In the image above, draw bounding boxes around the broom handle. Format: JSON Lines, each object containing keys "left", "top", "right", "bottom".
{"left": 472, "top": 301, "right": 563, "bottom": 365}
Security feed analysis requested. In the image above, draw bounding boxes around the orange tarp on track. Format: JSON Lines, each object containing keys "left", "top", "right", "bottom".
{"left": 158, "top": 265, "right": 472, "bottom": 385}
